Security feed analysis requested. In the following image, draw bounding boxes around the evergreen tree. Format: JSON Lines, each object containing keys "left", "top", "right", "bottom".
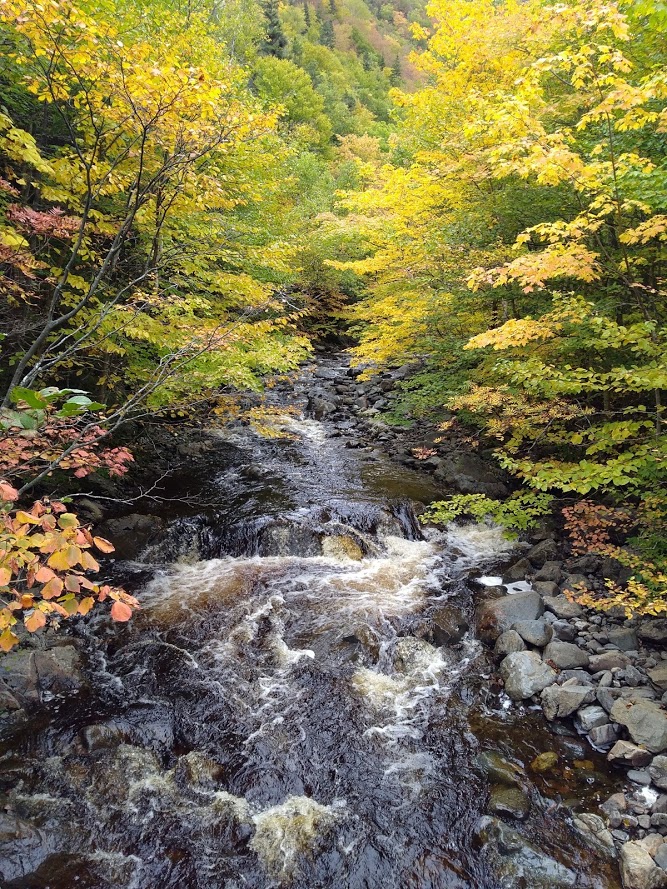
{"left": 390, "top": 55, "right": 401, "bottom": 85}
{"left": 303, "top": 0, "right": 311, "bottom": 29}
{"left": 319, "top": 18, "right": 334, "bottom": 48}
{"left": 261, "top": 0, "right": 287, "bottom": 57}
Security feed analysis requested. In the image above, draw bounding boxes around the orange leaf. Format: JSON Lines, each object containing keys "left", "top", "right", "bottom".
{"left": 93, "top": 536, "right": 115, "bottom": 554}
{"left": 41, "top": 576, "right": 64, "bottom": 599}
{"left": 35, "top": 565, "right": 56, "bottom": 583}
{"left": 110, "top": 601, "right": 133, "bottom": 622}
{"left": 0, "top": 482, "right": 19, "bottom": 502}
{"left": 65, "top": 575, "right": 81, "bottom": 593}
{"left": 20, "top": 595, "right": 35, "bottom": 608}
{"left": 24, "top": 610, "right": 46, "bottom": 632}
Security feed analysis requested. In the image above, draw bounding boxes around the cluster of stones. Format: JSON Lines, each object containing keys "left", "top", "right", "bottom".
{"left": 477, "top": 539, "right": 667, "bottom": 888}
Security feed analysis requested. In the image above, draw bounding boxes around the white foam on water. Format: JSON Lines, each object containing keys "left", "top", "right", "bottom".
{"left": 250, "top": 796, "right": 346, "bottom": 878}
{"left": 444, "top": 520, "right": 518, "bottom": 566}
{"left": 477, "top": 575, "right": 503, "bottom": 587}
{"left": 505, "top": 580, "right": 533, "bottom": 594}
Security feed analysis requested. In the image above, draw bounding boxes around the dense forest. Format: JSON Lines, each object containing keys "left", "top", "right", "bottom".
{"left": 0, "top": 0, "right": 665, "bottom": 637}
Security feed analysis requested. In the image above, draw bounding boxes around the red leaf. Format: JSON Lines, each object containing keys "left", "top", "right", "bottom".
{"left": 110, "top": 601, "right": 133, "bottom": 622}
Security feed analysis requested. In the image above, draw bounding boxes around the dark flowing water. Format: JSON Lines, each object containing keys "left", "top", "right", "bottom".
{"left": 0, "top": 359, "right": 621, "bottom": 888}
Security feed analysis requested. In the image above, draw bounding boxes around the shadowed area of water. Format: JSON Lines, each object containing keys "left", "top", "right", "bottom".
{"left": 0, "top": 359, "right": 621, "bottom": 888}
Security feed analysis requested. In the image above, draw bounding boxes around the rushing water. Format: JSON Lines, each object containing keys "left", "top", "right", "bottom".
{"left": 0, "top": 359, "right": 621, "bottom": 888}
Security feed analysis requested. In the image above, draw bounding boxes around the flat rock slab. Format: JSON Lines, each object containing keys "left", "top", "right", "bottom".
{"left": 620, "top": 841, "right": 667, "bottom": 889}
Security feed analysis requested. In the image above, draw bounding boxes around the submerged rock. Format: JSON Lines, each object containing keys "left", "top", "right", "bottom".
{"left": 0, "top": 645, "right": 84, "bottom": 706}
{"left": 488, "top": 785, "right": 530, "bottom": 820}
{"left": 476, "top": 816, "right": 576, "bottom": 888}
{"left": 476, "top": 751, "right": 523, "bottom": 786}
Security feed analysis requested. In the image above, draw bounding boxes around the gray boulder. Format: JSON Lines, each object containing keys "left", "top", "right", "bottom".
{"left": 495, "top": 630, "right": 526, "bottom": 657}
{"left": 649, "top": 756, "right": 667, "bottom": 791}
{"left": 477, "top": 592, "right": 544, "bottom": 642}
{"left": 542, "top": 596, "right": 584, "bottom": 619}
{"left": 500, "top": 651, "right": 557, "bottom": 701}
{"left": 0, "top": 646, "right": 84, "bottom": 706}
{"left": 433, "top": 452, "right": 509, "bottom": 498}
{"left": 597, "top": 686, "right": 656, "bottom": 714}
{"left": 577, "top": 705, "right": 609, "bottom": 732}
{"left": 608, "top": 741, "right": 653, "bottom": 768}
{"left": 649, "top": 664, "right": 667, "bottom": 691}
{"left": 639, "top": 621, "right": 667, "bottom": 644}
{"left": 525, "top": 539, "right": 559, "bottom": 566}
{"left": 609, "top": 627, "right": 638, "bottom": 651}
{"left": 534, "top": 561, "right": 563, "bottom": 583}
{"left": 541, "top": 682, "right": 595, "bottom": 720}
{"left": 512, "top": 619, "right": 553, "bottom": 647}
{"left": 543, "top": 640, "right": 589, "bottom": 670}
{"left": 620, "top": 841, "right": 667, "bottom": 889}
{"left": 611, "top": 699, "right": 667, "bottom": 754}
{"left": 589, "top": 651, "right": 630, "bottom": 672}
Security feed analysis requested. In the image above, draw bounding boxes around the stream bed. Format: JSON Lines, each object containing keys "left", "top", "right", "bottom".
{"left": 0, "top": 358, "right": 622, "bottom": 888}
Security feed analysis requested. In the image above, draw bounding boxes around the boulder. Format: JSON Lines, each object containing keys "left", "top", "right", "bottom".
{"left": 540, "top": 683, "right": 595, "bottom": 720}
{"left": 534, "top": 561, "right": 563, "bottom": 584}
{"left": 477, "top": 592, "right": 545, "bottom": 642}
{"left": 589, "top": 651, "right": 631, "bottom": 672}
{"left": 573, "top": 813, "right": 616, "bottom": 858}
{"left": 542, "top": 596, "right": 584, "bottom": 619}
{"left": 588, "top": 724, "right": 618, "bottom": 747}
{"left": 649, "top": 665, "right": 667, "bottom": 691}
{"left": 432, "top": 452, "right": 509, "bottom": 498}
{"left": 577, "top": 705, "right": 609, "bottom": 732}
{"left": 0, "top": 646, "right": 85, "bottom": 706}
{"left": 552, "top": 620, "right": 578, "bottom": 642}
{"left": 495, "top": 630, "right": 527, "bottom": 657}
{"left": 620, "top": 841, "right": 667, "bottom": 889}
{"left": 655, "top": 845, "right": 667, "bottom": 871}
{"left": 598, "top": 687, "right": 656, "bottom": 714}
{"left": 611, "top": 699, "right": 667, "bottom": 754}
{"left": 476, "top": 817, "right": 576, "bottom": 888}
{"left": 500, "top": 651, "right": 557, "bottom": 701}
{"left": 512, "top": 619, "right": 553, "bottom": 647}
{"left": 533, "top": 581, "right": 559, "bottom": 597}
{"left": 639, "top": 621, "right": 667, "bottom": 644}
{"left": 504, "top": 558, "right": 533, "bottom": 582}
{"left": 608, "top": 741, "right": 653, "bottom": 768}
{"left": 429, "top": 605, "right": 470, "bottom": 645}
{"left": 0, "top": 813, "right": 58, "bottom": 883}
{"left": 525, "top": 539, "right": 559, "bottom": 566}
{"left": 97, "top": 512, "right": 165, "bottom": 559}
{"left": 543, "top": 640, "right": 589, "bottom": 670}
{"left": 649, "top": 757, "right": 667, "bottom": 791}
{"left": 609, "top": 627, "right": 639, "bottom": 652}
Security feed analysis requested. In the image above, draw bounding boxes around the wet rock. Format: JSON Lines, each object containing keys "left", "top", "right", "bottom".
{"left": 488, "top": 785, "right": 530, "bottom": 820}
{"left": 573, "top": 812, "right": 616, "bottom": 857}
{"left": 611, "top": 739, "right": 657, "bottom": 768}
{"left": 512, "top": 619, "right": 553, "bottom": 647}
{"left": 620, "top": 840, "right": 667, "bottom": 889}
{"left": 0, "top": 679, "right": 20, "bottom": 712}
{"left": 81, "top": 721, "right": 131, "bottom": 751}
{"left": 534, "top": 561, "right": 563, "bottom": 583}
{"left": 321, "top": 534, "right": 364, "bottom": 561}
{"left": 476, "top": 751, "right": 523, "bottom": 786}
{"left": 628, "top": 769, "right": 652, "bottom": 786}
{"left": 476, "top": 816, "right": 576, "bottom": 888}
{"left": 611, "top": 699, "right": 667, "bottom": 753}
{"left": 610, "top": 628, "right": 639, "bottom": 652}
{"left": 577, "top": 705, "right": 609, "bottom": 732}
{"left": 543, "top": 640, "right": 589, "bottom": 670}
{"left": 98, "top": 513, "right": 165, "bottom": 559}
{"left": 0, "top": 645, "right": 84, "bottom": 706}
{"left": 541, "top": 683, "right": 595, "bottom": 720}
{"left": 542, "top": 596, "right": 584, "bottom": 619}
{"left": 533, "top": 580, "right": 559, "bottom": 597}
{"left": 429, "top": 605, "right": 470, "bottom": 645}
{"left": 639, "top": 621, "right": 667, "bottom": 644}
{"left": 499, "top": 651, "right": 557, "bottom": 701}
{"left": 477, "top": 592, "right": 545, "bottom": 642}
{"left": 640, "top": 835, "right": 665, "bottom": 858}
{"left": 174, "top": 751, "right": 225, "bottom": 789}
{"left": 589, "top": 651, "right": 631, "bottom": 672}
{"left": 530, "top": 751, "right": 558, "bottom": 772}
{"left": 649, "top": 757, "right": 667, "bottom": 791}
{"left": 495, "top": 630, "right": 526, "bottom": 657}
{"left": 649, "top": 666, "right": 667, "bottom": 691}
{"left": 0, "top": 813, "right": 57, "bottom": 883}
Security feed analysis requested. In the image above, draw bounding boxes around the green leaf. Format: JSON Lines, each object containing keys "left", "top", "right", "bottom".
{"left": 12, "top": 387, "right": 47, "bottom": 409}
